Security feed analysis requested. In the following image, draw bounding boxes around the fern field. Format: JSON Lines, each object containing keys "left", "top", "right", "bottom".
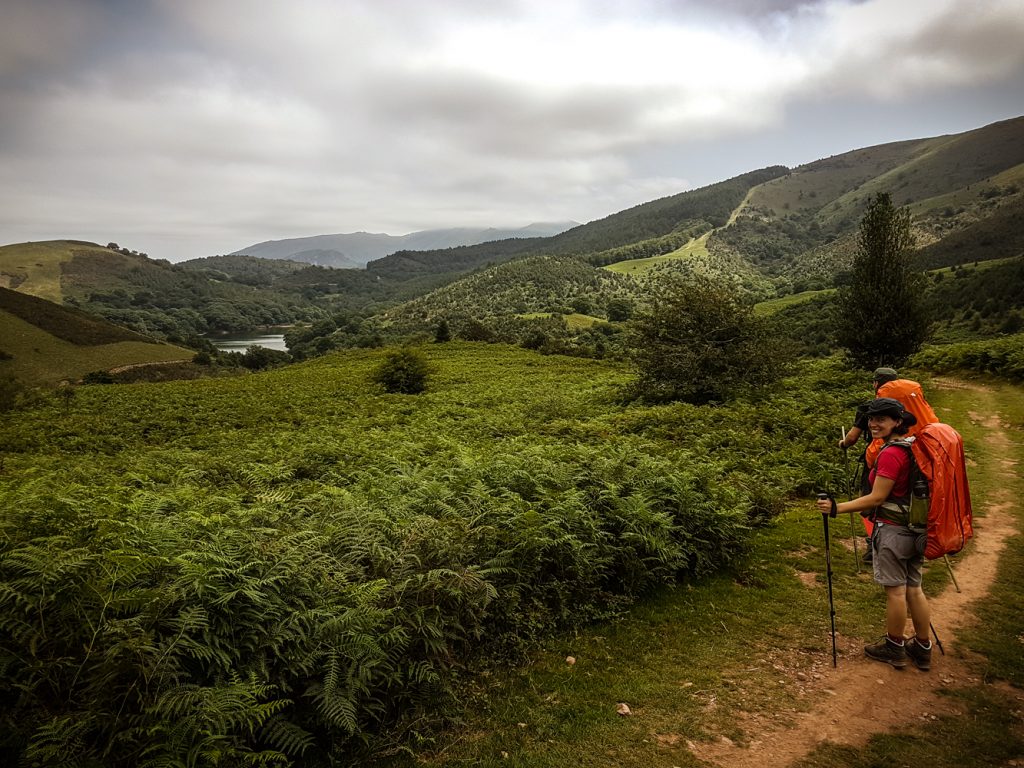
{"left": 0, "top": 344, "right": 866, "bottom": 765}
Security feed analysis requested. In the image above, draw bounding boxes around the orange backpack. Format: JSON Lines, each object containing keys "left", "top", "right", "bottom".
{"left": 877, "top": 422, "right": 974, "bottom": 559}
{"left": 865, "top": 379, "right": 938, "bottom": 468}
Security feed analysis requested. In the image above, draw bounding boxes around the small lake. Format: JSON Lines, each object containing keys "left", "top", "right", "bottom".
{"left": 207, "top": 333, "right": 289, "bottom": 353}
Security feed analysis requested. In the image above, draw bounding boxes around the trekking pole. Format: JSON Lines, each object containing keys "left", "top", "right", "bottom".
{"left": 930, "top": 622, "right": 946, "bottom": 655}
{"left": 817, "top": 493, "right": 839, "bottom": 667}
{"left": 943, "top": 555, "right": 961, "bottom": 593}
{"left": 840, "top": 428, "right": 861, "bottom": 573}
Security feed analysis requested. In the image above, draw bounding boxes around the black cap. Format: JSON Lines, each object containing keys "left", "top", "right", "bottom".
{"left": 872, "top": 367, "right": 898, "bottom": 383}
{"left": 864, "top": 397, "right": 917, "bottom": 426}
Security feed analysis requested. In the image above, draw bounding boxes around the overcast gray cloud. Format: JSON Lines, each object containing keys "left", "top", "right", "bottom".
{"left": 1, "top": 0, "right": 1022, "bottom": 262}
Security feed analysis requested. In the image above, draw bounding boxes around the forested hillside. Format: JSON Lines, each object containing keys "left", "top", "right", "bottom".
{"left": 706, "top": 116, "right": 1024, "bottom": 293}
{"left": 0, "top": 241, "right": 326, "bottom": 340}
{"left": 366, "top": 166, "right": 789, "bottom": 279}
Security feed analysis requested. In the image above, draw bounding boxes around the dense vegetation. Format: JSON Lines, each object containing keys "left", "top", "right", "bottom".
{"left": 178, "top": 254, "right": 310, "bottom": 286}
{"left": 710, "top": 207, "right": 829, "bottom": 276}
{"left": 67, "top": 253, "right": 317, "bottom": 339}
{"left": 926, "top": 256, "right": 1024, "bottom": 341}
{"left": 913, "top": 192, "right": 1024, "bottom": 271}
{"left": 0, "top": 345, "right": 867, "bottom": 765}
{"left": 911, "top": 332, "right": 1024, "bottom": 381}
{"left": 628, "top": 274, "right": 789, "bottom": 402}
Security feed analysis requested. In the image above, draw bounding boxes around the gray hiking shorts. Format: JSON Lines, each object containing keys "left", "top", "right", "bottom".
{"left": 872, "top": 522, "right": 925, "bottom": 588}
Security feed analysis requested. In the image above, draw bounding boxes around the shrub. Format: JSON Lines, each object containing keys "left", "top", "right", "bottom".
{"left": 0, "top": 375, "right": 25, "bottom": 413}
{"left": 371, "top": 348, "right": 433, "bottom": 394}
{"left": 627, "top": 274, "right": 789, "bottom": 403}
{"left": 912, "top": 333, "right": 1024, "bottom": 382}
{"left": 82, "top": 370, "right": 115, "bottom": 384}
{"left": 241, "top": 345, "right": 292, "bottom": 371}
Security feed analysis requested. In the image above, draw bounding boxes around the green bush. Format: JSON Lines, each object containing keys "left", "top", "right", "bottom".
{"left": 627, "top": 274, "right": 789, "bottom": 403}
{"left": 911, "top": 333, "right": 1024, "bottom": 381}
{"left": 371, "top": 347, "right": 433, "bottom": 393}
{"left": 0, "top": 375, "right": 25, "bottom": 413}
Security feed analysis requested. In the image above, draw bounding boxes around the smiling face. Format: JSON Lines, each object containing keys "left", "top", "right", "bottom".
{"left": 867, "top": 414, "right": 900, "bottom": 441}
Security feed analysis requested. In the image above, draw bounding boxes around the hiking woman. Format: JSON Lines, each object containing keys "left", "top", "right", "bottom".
{"left": 816, "top": 397, "right": 933, "bottom": 670}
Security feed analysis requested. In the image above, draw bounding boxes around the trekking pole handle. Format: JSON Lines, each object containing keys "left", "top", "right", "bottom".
{"left": 817, "top": 492, "right": 837, "bottom": 518}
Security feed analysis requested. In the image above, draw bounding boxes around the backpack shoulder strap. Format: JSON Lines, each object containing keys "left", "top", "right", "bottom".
{"left": 876, "top": 438, "right": 919, "bottom": 524}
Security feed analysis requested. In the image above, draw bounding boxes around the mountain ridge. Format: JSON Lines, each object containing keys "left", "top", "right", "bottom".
{"left": 229, "top": 221, "right": 580, "bottom": 267}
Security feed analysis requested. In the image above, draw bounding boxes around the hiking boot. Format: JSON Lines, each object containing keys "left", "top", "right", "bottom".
{"left": 905, "top": 637, "right": 932, "bottom": 671}
{"left": 864, "top": 636, "right": 907, "bottom": 668}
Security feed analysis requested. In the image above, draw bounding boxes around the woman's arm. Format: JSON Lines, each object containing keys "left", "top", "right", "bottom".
{"left": 816, "top": 475, "right": 895, "bottom": 515}
{"left": 839, "top": 425, "right": 863, "bottom": 449}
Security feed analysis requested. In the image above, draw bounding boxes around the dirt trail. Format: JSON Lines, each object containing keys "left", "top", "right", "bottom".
{"left": 107, "top": 359, "right": 191, "bottom": 374}
{"left": 692, "top": 379, "right": 1023, "bottom": 768}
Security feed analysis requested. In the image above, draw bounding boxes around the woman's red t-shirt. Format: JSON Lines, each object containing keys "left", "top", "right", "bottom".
{"left": 869, "top": 443, "right": 912, "bottom": 523}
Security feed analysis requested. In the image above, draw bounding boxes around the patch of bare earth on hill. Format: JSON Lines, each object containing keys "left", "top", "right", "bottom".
{"left": 689, "top": 386, "right": 1020, "bottom": 768}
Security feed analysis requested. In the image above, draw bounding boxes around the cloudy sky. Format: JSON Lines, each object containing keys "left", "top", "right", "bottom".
{"left": 2, "top": 0, "right": 1023, "bottom": 262}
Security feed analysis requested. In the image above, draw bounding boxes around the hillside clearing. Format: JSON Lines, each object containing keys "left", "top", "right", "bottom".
{"left": 603, "top": 233, "right": 711, "bottom": 275}
{"left": 0, "top": 240, "right": 94, "bottom": 302}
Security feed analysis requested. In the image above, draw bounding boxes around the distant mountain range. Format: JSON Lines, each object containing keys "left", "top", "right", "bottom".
{"left": 229, "top": 222, "right": 580, "bottom": 268}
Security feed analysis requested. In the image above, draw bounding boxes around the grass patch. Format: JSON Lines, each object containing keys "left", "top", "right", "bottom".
{"left": 515, "top": 312, "right": 604, "bottom": 330}
{"left": 0, "top": 240, "right": 117, "bottom": 303}
{"left": 755, "top": 288, "right": 836, "bottom": 315}
{"left": 604, "top": 234, "right": 710, "bottom": 275}
{"left": 0, "top": 310, "right": 190, "bottom": 384}
{"left": 793, "top": 687, "right": 1024, "bottom": 768}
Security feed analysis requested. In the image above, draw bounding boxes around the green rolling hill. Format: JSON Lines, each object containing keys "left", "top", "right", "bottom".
{"left": 0, "top": 287, "right": 191, "bottom": 384}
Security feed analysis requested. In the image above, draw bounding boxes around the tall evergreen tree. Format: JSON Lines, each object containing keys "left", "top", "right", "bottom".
{"left": 836, "top": 193, "right": 931, "bottom": 368}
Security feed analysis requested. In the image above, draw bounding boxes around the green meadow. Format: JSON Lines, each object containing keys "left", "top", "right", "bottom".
{"left": 2, "top": 346, "right": 1022, "bottom": 767}
{"left": 1, "top": 343, "right": 881, "bottom": 765}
